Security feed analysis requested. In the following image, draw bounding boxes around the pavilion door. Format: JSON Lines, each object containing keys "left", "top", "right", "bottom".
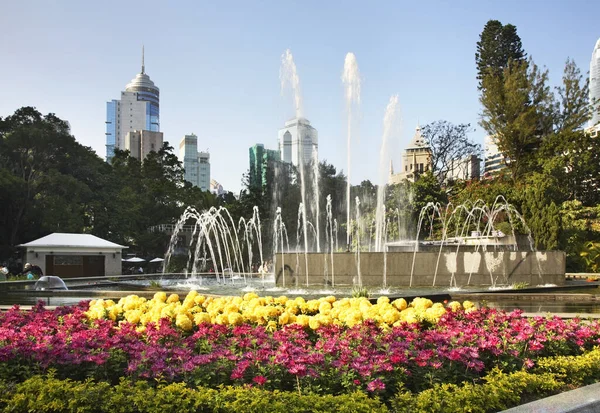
{"left": 83, "top": 256, "right": 105, "bottom": 277}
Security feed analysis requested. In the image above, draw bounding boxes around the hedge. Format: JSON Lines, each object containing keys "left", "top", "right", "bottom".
{"left": 2, "top": 349, "right": 600, "bottom": 413}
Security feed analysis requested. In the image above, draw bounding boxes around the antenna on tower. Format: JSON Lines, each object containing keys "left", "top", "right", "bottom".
{"left": 141, "top": 45, "right": 145, "bottom": 74}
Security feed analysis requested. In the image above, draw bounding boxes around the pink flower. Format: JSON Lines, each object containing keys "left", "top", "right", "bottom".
{"left": 366, "top": 378, "right": 385, "bottom": 392}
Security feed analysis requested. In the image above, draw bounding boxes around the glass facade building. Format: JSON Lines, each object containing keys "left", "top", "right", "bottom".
{"left": 105, "top": 100, "right": 119, "bottom": 161}
{"left": 249, "top": 144, "right": 281, "bottom": 189}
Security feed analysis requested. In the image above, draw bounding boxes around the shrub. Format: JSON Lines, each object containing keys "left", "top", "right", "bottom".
{"left": 390, "top": 369, "right": 561, "bottom": 413}
{"left": 0, "top": 375, "right": 387, "bottom": 413}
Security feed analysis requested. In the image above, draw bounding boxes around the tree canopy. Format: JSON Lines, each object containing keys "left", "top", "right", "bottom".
{"left": 475, "top": 19, "right": 526, "bottom": 90}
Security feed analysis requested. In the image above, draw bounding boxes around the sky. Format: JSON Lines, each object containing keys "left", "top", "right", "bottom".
{"left": 1, "top": 0, "right": 599, "bottom": 194}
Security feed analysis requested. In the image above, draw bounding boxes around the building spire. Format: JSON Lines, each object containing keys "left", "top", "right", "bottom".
{"left": 141, "top": 45, "right": 145, "bottom": 74}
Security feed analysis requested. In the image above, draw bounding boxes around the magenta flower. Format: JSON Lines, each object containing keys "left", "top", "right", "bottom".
{"left": 252, "top": 375, "right": 267, "bottom": 385}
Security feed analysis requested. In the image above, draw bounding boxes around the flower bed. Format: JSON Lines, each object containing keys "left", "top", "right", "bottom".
{"left": 1, "top": 292, "right": 600, "bottom": 411}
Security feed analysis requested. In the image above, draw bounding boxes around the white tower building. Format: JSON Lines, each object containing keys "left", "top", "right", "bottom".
{"left": 106, "top": 48, "right": 160, "bottom": 162}
{"left": 277, "top": 117, "right": 318, "bottom": 167}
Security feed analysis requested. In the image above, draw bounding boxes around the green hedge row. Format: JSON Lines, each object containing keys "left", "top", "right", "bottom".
{"left": 0, "top": 376, "right": 387, "bottom": 413}
{"left": 2, "top": 348, "right": 600, "bottom": 413}
{"left": 391, "top": 348, "right": 600, "bottom": 413}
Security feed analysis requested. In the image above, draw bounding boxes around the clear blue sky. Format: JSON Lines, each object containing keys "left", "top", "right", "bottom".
{"left": 1, "top": 0, "right": 598, "bottom": 193}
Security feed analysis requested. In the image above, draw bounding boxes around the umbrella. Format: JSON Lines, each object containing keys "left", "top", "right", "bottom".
{"left": 125, "top": 257, "right": 146, "bottom": 263}
{"left": 149, "top": 257, "right": 164, "bottom": 263}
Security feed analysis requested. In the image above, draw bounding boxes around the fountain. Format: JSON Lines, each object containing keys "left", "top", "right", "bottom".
{"left": 160, "top": 52, "right": 565, "bottom": 293}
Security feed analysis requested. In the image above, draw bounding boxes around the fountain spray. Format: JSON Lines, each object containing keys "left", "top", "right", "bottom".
{"left": 280, "top": 49, "right": 310, "bottom": 279}
{"left": 375, "top": 95, "right": 399, "bottom": 252}
{"left": 342, "top": 53, "right": 361, "bottom": 250}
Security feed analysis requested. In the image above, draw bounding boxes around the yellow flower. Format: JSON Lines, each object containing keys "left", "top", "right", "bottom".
{"left": 295, "top": 314, "right": 310, "bottom": 327}
{"left": 214, "top": 314, "right": 227, "bottom": 325}
{"left": 227, "top": 312, "right": 243, "bottom": 326}
{"left": 382, "top": 309, "right": 400, "bottom": 324}
{"left": 175, "top": 314, "right": 193, "bottom": 331}
{"left": 194, "top": 312, "right": 211, "bottom": 325}
{"left": 316, "top": 313, "right": 332, "bottom": 326}
{"left": 278, "top": 311, "right": 290, "bottom": 325}
{"left": 153, "top": 292, "right": 167, "bottom": 303}
{"left": 377, "top": 296, "right": 390, "bottom": 305}
{"left": 392, "top": 298, "right": 408, "bottom": 311}
{"left": 185, "top": 290, "right": 198, "bottom": 301}
{"left": 266, "top": 320, "right": 278, "bottom": 332}
{"left": 318, "top": 301, "right": 332, "bottom": 314}
{"left": 447, "top": 301, "right": 462, "bottom": 312}
{"left": 167, "top": 294, "right": 180, "bottom": 304}
{"left": 308, "top": 317, "right": 321, "bottom": 330}
{"left": 125, "top": 309, "right": 142, "bottom": 325}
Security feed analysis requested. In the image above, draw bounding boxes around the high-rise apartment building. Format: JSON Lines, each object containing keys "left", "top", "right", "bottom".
{"left": 106, "top": 48, "right": 160, "bottom": 162}
{"left": 277, "top": 117, "right": 318, "bottom": 167}
{"left": 179, "top": 134, "right": 211, "bottom": 191}
{"left": 590, "top": 38, "right": 600, "bottom": 133}
{"left": 249, "top": 144, "right": 281, "bottom": 189}
{"left": 446, "top": 154, "right": 481, "bottom": 182}
{"left": 483, "top": 135, "right": 506, "bottom": 177}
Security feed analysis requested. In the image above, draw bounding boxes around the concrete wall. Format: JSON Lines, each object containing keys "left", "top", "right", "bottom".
{"left": 274, "top": 251, "right": 565, "bottom": 287}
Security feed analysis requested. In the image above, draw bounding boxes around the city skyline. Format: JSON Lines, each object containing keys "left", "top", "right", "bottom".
{"left": 1, "top": 1, "right": 599, "bottom": 193}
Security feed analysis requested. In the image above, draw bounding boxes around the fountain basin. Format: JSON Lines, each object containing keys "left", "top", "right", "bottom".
{"left": 274, "top": 251, "right": 566, "bottom": 287}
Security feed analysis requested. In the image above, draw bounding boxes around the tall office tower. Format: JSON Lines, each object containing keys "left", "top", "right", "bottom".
{"left": 179, "top": 134, "right": 211, "bottom": 191}
{"left": 106, "top": 47, "right": 160, "bottom": 162}
{"left": 277, "top": 117, "right": 318, "bottom": 167}
{"left": 590, "top": 38, "right": 600, "bottom": 132}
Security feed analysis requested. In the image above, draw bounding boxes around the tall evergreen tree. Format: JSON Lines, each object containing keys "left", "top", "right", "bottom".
{"left": 480, "top": 59, "right": 555, "bottom": 180}
{"left": 476, "top": 20, "right": 526, "bottom": 90}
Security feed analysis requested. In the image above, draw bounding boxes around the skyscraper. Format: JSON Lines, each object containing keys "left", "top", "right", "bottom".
{"left": 277, "top": 117, "right": 318, "bottom": 167}
{"left": 105, "top": 47, "right": 160, "bottom": 162}
{"left": 590, "top": 38, "right": 600, "bottom": 131}
{"left": 179, "top": 134, "right": 211, "bottom": 191}
{"left": 249, "top": 144, "right": 280, "bottom": 189}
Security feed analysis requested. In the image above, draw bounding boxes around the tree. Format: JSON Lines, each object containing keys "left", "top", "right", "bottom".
{"left": 538, "top": 59, "right": 599, "bottom": 205}
{"left": 420, "top": 121, "right": 481, "bottom": 183}
{"left": 475, "top": 20, "right": 526, "bottom": 90}
{"left": 479, "top": 59, "right": 555, "bottom": 180}
{"left": 522, "top": 173, "right": 561, "bottom": 250}
{"left": 0, "top": 107, "right": 109, "bottom": 259}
